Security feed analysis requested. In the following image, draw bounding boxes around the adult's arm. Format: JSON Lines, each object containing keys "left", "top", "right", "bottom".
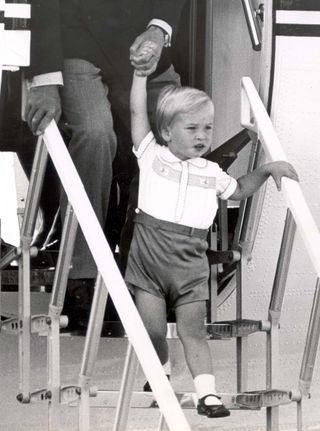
{"left": 130, "top": 0, "right": 187, "bottom": 76}
{"left": 151, "top": 0, "right": 186, "bottom": 37}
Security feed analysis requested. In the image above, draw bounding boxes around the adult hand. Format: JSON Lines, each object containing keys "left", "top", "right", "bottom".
{"left": 130, "top": 26, "right": 165, "bottom": 76}
{"left": 25, "top": 85, "right": 62, "bottom": 135}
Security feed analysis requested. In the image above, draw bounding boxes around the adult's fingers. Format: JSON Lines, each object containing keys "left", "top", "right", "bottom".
{"left": 36, "top": 110, "right": 57, "bottom": 135}
{"left": 24, "top": 85, "right": 61, "bottom": 135}
{"left": 28, "top": 108, "right": 48, "bottom": 135}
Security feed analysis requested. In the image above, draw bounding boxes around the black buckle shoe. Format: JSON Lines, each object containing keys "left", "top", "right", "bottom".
{"left": 61, "top": 279, "right": 95, "bottom": 332}
{"left": 197, "top": 394, "right": 230, "bottom": 418}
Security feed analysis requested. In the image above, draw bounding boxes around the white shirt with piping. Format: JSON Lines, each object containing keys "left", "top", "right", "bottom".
{"left": 133, "top": 131, "right": 237, "bottom": 229}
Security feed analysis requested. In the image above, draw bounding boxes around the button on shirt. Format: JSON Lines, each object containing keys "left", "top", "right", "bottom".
{"left": 133, "top": 131, "right": 238, "bottom": 229}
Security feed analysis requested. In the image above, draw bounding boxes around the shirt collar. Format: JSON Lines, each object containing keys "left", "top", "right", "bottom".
{"left": 159, "top": 146, "right": 207, "bottom": 168}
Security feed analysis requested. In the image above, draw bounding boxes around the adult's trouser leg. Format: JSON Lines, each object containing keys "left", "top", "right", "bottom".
{"left": 60, "top": 59, "right": 117, "bottom": 279}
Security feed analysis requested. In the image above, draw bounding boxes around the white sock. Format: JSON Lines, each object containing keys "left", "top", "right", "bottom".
{"left": 194, "top": 374, "right": 222, "bottom": 405}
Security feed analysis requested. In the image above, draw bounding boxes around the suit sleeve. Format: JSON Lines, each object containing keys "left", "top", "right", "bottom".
{"left": 25, "top": 0, "right": 63, "bottom": 78}
{"left": 151, "top": 0, "right": 187, "bottom": 37}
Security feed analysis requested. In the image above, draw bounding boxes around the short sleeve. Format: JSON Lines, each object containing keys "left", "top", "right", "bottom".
{"left": 133, "top": 131, "right": 157, "bottom": 159}
{"left": 215, "top": 165, "right": 238, "bottom": 200}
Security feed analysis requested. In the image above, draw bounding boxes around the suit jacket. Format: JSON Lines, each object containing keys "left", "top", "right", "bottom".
{"left": 27, "top": 0, "right": 187, "bottom": 81}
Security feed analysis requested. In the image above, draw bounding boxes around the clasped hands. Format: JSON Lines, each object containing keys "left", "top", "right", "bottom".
{"left": 129, "top": 26, "right": 165, "bottom": 76}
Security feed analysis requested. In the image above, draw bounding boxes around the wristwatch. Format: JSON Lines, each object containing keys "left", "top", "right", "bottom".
{"left": 147, "top": 23, "right": 171, "bottom": 48}
{"left": 157, "top": 26, "right": 171, "bottom": 48}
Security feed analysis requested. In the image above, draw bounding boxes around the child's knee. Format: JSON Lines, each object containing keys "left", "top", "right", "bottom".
{"left": 177, "top": 320, "right": 207, "bottom": 343}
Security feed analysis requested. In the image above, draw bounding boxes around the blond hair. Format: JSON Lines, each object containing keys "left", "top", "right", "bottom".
{"left": 156, "top": 85, "right": 214, "bottom": 144}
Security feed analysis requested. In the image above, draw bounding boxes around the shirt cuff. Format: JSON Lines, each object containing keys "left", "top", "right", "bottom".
{"left": 29, "top": 72, "right": 63, "bottom": 88}
{"left": 219, "top": 177, "right": 238, "bottom": 200}
{"left": 147, "top": 19, "right": 172, "bottom": 47}
{"left": 133, "top": 131, "right": 155, "bottom": 159}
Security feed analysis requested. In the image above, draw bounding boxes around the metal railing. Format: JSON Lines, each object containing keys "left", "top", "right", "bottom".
{"left": 241, "top": 0, "right": 263, "bottom": 51}
{"left": 241, "top": 76, "right": 320, "bottom": 421}
{"left": 241, "top": 76, "right": 320, "bottom": 277}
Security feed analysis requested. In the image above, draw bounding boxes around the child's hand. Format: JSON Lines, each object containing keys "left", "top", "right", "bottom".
{"left": 266, "top": 161, "right": 299, "bottom": 191}
{"left": 131, "top": 42, "right": 155, "bottom": 76}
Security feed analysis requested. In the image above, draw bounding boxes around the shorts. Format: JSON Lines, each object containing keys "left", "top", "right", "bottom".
{"left": 125, "top": 211, "right": 210, "bottom": 308}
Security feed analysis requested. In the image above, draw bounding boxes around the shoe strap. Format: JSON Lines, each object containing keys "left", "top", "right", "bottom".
{"left": 201, "top": 394, "right": 221, "bottom": 404}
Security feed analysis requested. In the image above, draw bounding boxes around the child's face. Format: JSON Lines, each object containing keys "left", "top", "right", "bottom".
{"left": 163, "top": 104, "right": 214, "bottom": 160}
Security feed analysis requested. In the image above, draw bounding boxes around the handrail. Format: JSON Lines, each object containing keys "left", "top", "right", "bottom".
{"left": 43, "top": 121, "right": 191, "bottom": 431}
{"left": 241, "top": 0, "right": 262, "bottom": 51}
{"left": 240, "top": 77, "right": 320, "bottom": 278}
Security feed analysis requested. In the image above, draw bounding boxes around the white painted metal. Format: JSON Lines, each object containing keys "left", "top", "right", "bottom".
{"left": 0, "top": 2, "right": 30, "bottom": 245}
{"left": 299, "top": 278, "right": 320, "bottom": 397}
{"left": 112, "top": 342, "right": 139, "bottom": 431}
{"left": 0, "top": 153, "right": 21, "bottom": 245}
{"left": 2, "top": 3, "right": 30, "bottom": 19}
{"left": 0, "top": 1, "right": 30, "bottom": 68}
{"left": 43, "top": 121, "right": 191, "bottom": 431}
{"left": 241, "top": 76, "right": 320, "bottom": 278}
{"left": 47, "top": 204, "right": 78, "bottom": 431}
{"left": 215, "top": 29, "right": 320, "bottom": 431}
{"left": 78, "top": 274, "right": 109, "bottom": 431}
{"left": 276, "top": 11, "right": 320, "bottom": 25}
{"left": 17, "top": 139, "right": 48, "bottom": 401}
{"left": 267, "top": 210, "right": 296, "bottom": 431}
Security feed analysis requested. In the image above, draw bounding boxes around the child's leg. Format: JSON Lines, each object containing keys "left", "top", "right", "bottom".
{"left": 175, "top": 301, "right": 230, "bottom": 418}
{"left": 134, "top": 288, "right": 169, "bottom": 365}
{"left": 175, "top": 300, "right": 212, "bottom": 377}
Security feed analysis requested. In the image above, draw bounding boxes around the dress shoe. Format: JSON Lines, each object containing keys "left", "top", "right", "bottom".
{"left": 197, "top": 394, "right": 230, "bottom": 418}
{"left": 30, "top": 249, "right": 57, "bottom": 268}
{"left": 62, "top": 278, "right": 95, "bottom": 331}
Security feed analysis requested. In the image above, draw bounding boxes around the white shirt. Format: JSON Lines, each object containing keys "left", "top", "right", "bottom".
{"left": 134, "top": 132, "right": 238, "bottom": 229}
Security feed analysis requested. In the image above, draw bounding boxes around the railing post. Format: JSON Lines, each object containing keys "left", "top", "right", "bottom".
{"left": 299, "top": 278, "right": 320, "bottom": 397}
{"left": 208, "top": 225, "right": 218, "bottom": 323}
{"left": 266, "top": 209, "right": 296, "bottom": 431}
{"left": 17, "top": 137, "right": 48, "bottom": 402}
{"left": 236, "top": 244, "right": 247, "bottom": 393}
{"left": 78, "top": 273, "right": 109, "bottom": 431}
{"left": 47, "top": 203, "right": 78, "bottom": 431}
{"left": 112, "top": 342, "right": 139, "bottom": 431}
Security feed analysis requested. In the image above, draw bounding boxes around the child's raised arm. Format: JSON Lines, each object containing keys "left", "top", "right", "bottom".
{"left": 229, "top": 161, "right": 299, "bottom": 201}
{"left": 130, "top": 72, "right": 151, "bottom": 150}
